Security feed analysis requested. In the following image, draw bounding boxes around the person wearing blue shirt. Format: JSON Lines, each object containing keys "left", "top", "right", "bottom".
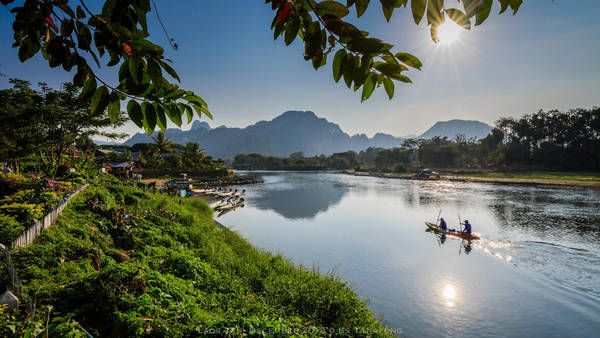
{"left": 462, "top": 220, "right": 472, "bottom": 234}
{"left": 439, "top": 218, "right": 447, "bottom": 231}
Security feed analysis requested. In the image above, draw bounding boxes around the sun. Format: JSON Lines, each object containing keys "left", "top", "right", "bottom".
{"left": 437, "top": 20, "right": 463, "bottom": 45}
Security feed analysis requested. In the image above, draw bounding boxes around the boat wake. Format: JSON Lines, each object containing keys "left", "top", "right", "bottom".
{"left": 472, "top": 237, "right": 600, "bottom": 300}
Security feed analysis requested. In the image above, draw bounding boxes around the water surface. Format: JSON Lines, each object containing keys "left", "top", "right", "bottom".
{"left": 219, "top": 172, "right": 600, "bottom": 337}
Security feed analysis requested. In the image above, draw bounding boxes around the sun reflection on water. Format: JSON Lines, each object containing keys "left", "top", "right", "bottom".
{"left": 442, "top": 284, "right": 456, "bottom": 308}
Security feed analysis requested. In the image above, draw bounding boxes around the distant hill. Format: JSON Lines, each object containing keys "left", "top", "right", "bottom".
{"left": 418, "top": 119, "right": 493, "bottom": 140}
{"left": 122, "top": 112, "right": 494, "bottom": 159}
{"left": 123, "top": 111, "right": 405, "bottom": 158}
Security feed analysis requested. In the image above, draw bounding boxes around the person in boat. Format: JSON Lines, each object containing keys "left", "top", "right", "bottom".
{"left": 462, "top": 220, "right": 472, "bottom": 234}
{"left": 439, "top": 217, "right": 447, "bottom": 231}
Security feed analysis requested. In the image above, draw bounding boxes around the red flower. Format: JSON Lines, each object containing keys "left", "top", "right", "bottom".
{"left": 277, "top": 1, "right": 294, "bottom": 22}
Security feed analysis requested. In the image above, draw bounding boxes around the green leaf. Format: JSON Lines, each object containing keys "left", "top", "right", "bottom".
{"left": 80, "top": 77, "right": 97, "bottom": 100}
{"left": 347, "top": 38, "right": 392, "bottom": 55}
{"left": 128, "top": 57, "right": 143, "bottom": 85}
{"left": 166, "top": 103, "right": 183, "bottom": 127}
{"left": 184, "top": 95, "right": 208, "bottom": 108}
{"left": 498, "top": 0, "right": 510, "bottom": 14}
{"left": 73, "top": 68, "right": 88, "bottom": 87}
{"left": 356, "top": 0, "right": 369, "bottom": 17}
{"left": 361, "top": 72, "right": 377, "bottom": 102}
{"left": 411, "top": 0, "right": 426, "bottom": 25}
{"left": 90, "top": 86, "right": 109, "bottom": 116}
{"left": 77, "top": 25, "right": 92, "bottom": 50}
{"left": 108, "top": 91, "right": 120, "bottom": 123}
{"left": 159, "top": 60, "right": 181, "bottom": 82}
{"left": 155, "top": 103, "right": 167, "bottom": 131}
{"left": 315, "top": 1, "right": 350, "bottom": 17}
{"left": 284, "top": 16, "right": 301, "bottom": 45}
{"left": 445, "top": 8, "right": 471, "bottom": 30}
{"left": 395, "top": 52, "right": 422, "bottom": 70}
{"left": 18, "top": 39, "right": 39, "bottom": 62}
{"left": 146, "top": 58, "right": 163, "bottom": 90}
{"left": 193, "top": 104, "right": 212, "bottom": 120}
{"left": 127, "top": 100, "right": 143, "bottom": 128}
{"left": 390, "top": 73, "right": 412, "bottom": 82}
{"left": 509, "top": 0, "right": 522, "bottom": 15}
{"left": 184, "top": 104, "right": 194, "bottom": 124}
{"left": 332, "top": 49, "right": 346, "bottom": 82}
{"left": 273, "top": 20, "right": 285, "bottom": 40}
{"left": 475, "top": 0, "right": 493, "bottom": 26}
{"left": 141, "top": 102, "right": 156, "bottom": 135}
{"left": 374, "top": 61, "right": 407, "bottom": 76}
{"left": 383, "top": 77, "right": 394, "bottom": 99}
{"left": 462, "top": 0, "right": 479, "bottom": 18}
{"left": 426, "top": 0, "right": 444, "bottom": 25}
{"left": 76, "top": 6, "right": 86, "bottom": 19}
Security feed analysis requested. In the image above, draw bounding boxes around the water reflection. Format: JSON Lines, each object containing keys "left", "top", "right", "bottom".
{"left": 225, "top": 172, "right": 600, "bottom": 336}
{"left": 249, "top": 173, "right": 349, "bottom": 219}
{"left": 442, "top": 284, "right": 456, "bottom": 308}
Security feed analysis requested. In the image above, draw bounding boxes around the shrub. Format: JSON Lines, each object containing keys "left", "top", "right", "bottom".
{"left": 0, "top": 203, "right": 44, "bottom": 223}
{"left": 123, "top": 194, "right": 138, "bottom": 206}
{"left": 0, "top": 189, "right": 60, "bottom": 212}
{"left": 0, "top": 173, "right": 33, "bottom": 197}
{"left": 0, "top": 214, "right": 24, "bottom": 245}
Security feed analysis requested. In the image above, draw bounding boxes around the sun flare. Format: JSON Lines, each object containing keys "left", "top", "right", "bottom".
{"left": 437, "top": 21, "right": 463, "bottom": 45}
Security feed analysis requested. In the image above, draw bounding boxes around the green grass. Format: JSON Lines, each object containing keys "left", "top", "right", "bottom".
{"left": 470, "top": 171, "right": 600, "bottom": 182}
{"left": 1, "top": 176, "right": 389, "bottom": 337}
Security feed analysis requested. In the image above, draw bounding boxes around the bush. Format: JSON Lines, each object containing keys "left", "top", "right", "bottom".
{"left": 0, "top": 189, "right": 60, "bottom": 212}
{"left": 123, "top": 194, "right": 138, "bottom": 206}
{"left": 0, "top": 203, "right": 44, "bottom": 223}
{"left": 0, "top": 213, "right": 24, "bottom": 245}
{"left": 0, "top": 173, "right": 33, "bottom": 197}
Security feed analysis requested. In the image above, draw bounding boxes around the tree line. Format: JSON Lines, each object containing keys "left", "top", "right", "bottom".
{"left": 233, "top": 107, "right": 600, "bottom": 172}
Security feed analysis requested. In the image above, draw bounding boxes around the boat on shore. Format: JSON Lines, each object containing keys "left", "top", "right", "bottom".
{"left": 216, "top": 199, "right": 245, "bottom": 217}
{"left": 425, "top": 222, "right": 480, "bottom": 240}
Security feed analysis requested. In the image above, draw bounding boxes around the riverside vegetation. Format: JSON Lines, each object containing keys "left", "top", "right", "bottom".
{"left": 0, "top": 175, "right": 389, "bottom": 337}
{"left": 233, "top": 108, "right": 600, "bottom": 176}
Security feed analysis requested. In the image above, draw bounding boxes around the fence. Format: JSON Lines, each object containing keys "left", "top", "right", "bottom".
{"left": 10, "top": 183, "right": 89, "bottom": 248}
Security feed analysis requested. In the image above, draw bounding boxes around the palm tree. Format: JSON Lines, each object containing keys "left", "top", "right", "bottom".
{"left": 183, "top": 142, "right": 205, "bottom": 156}
{"left": 151, "top": 132, "right": 176, "bottom": 155}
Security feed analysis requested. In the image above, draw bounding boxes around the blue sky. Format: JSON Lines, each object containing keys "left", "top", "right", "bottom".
{"left": 1, "top": 0, "right": 599, "bottom": 139}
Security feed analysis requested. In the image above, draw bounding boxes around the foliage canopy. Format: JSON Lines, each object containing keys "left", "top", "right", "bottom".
{"left": 2, "top": 0, "right": 524, "bottom": 134}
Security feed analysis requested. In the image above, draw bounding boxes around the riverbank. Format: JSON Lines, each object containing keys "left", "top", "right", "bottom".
{"left": 0, "top": 175, "right": 389, "bottom": 336}
{"left": 343, "top": 170, "right": 600, "bottom": 188}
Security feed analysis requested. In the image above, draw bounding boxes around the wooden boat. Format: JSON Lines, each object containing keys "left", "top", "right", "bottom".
{"left": 217, "top": 190, "right": 235, "bottom": 198}
{"left": 210, "top": 199, "right": 227, "bottom": 209}
{"left": 425, "top": 222, "right": 480, "bottom": 241}
{"left": 213, "top": 196, "right": 241, "bottom": 210}
{"left": 191, "top": 188, "right": 214, "bottom": 194}
{"left": 216, "top": 200, "right": 244, "bottom": 217}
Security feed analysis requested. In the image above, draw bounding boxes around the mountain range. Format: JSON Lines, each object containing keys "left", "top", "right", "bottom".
{"left": 121, "top": 111, "right": 493, "bottom": 159}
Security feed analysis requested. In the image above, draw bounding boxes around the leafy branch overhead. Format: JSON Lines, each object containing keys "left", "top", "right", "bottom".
{"left": 268, "top": 0, "right": 523, "bottom": 101}
{"left": 2, "top": 0, "right": 524, "bottom": 134}
{"left": 3, "top": 0, "right": 210, "bottom": 135}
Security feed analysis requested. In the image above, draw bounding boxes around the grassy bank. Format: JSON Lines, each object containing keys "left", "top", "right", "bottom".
{"left": 0, "top": 176, "right": 389, "bottom": 336}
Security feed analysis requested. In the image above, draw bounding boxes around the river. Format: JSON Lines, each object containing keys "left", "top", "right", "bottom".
{"left": 218, "top": 171, "right": 600, "bottom": 337}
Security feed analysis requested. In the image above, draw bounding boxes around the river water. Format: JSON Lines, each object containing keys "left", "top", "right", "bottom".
{"left": 218, "top": 172, "right": 600, "bottom": 337}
